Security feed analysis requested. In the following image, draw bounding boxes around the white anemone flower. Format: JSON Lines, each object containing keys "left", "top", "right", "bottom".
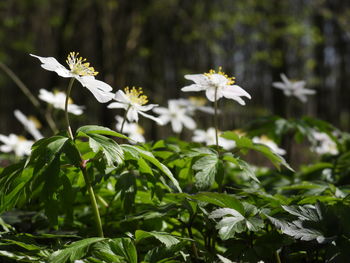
{"left": 153, "top": 99, "right": 197, "bottom": 133}
{"left": 252, "top": 135, "right": 286, "bottom": 156}
{"left": 272, "top": 73, "right": 316, "bottom": 103}
{"left": 30, "top": 52, "right": 114, "bottom": 103}
{"left": 38, "top": 89, "right": 84, "bottom": 115}
{"left": 108, "top": 87, "right": 162, "bottom": 124}
{"left": 14, "top": 110, "right": 43, "bottom": 141}
{"left": 0, "top": 134, "right": 33, "bottom": 157}
{"left": 192, "top": 128, "right": 236, "bottom": 150}
{"left": 182, "top": 67, "right": 251, "bottom": 104}
{"left": 115, "top": 116, "right": 145, "bottom": 144}
{"left": 310, "top": 130, "right": 338, "bottom": 155}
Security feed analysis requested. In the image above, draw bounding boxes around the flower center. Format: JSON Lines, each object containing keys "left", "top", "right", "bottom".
{"left": 124, "top": 87, "right": 148, "bottom": 106}
{"left": 204, "top": 66, "right": 235, "bottom": 85}
{"left": 28, "top": 116, "right": 42, "bottom": 129}
{"left": 136, "top": 125, "right": 145, "bottom": 135}
{"left": 66, "top": 52, "right": 98, "bottom": 76}
{"left": 189, "top": 96, "right": 206, "bottom": 107}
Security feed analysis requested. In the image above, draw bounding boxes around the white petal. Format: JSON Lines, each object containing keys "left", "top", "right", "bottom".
{"left": 30, "top": 54, "right": 71, "bottom": 78}
{"left": 139, "top": 111, "right": 164, "bottom": 124}
{"left": 272, "top": 82, "right": 287, "bottom": 90}
{"left": 184, "top": 74, "right": 208, "bottom": 85}
{"left": 138, "top": 104, "right": 158, "bottom": 112}
{"left": 114, "top": 90, "right": 130, "bottom": 103}
{"left": 182, "top": 84, "right": 205, "bottom": 92}
{"left": 182, "top": 115, "right": 196, "bottom": 130}
{"left": 280, "top": 73, "right": 291, "bottom": 85}
{"left": 171, "top": 120, "right": 183, "bottom": 133}
{"left": 205, "top": 88, "right": 217, "bottom": 102}
{"left": 77, "top": 77, "right": 114, "bottom": 103}
{"left": 127, "top": 107, "right": 139, "bottom": 122}
{"left": 107, "top": 102, "right": 127, "bottom": 109}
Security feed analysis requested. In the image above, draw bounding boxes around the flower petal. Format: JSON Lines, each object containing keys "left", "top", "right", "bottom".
{"left": 77, "top": 77, "right": 114, "bottom": 103}
{"left": 171, "top": 119, "right": 183, "bottom": 133}
{"left": 182, "top": 84, "right": 206, "bottom": 92}
{"left": 139, "top": 111, "right": 164, "bottom": 124}
{"left": 107, "top": 102, "right": 127, "bottom": 109}
{"left": 30, "top": 54, "right": 72, "bottom": 78}
{"left": 127, "top": 107, "right": 139, "bottom": 122}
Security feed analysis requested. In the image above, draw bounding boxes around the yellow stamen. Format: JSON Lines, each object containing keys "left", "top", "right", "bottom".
{"left": 66, "top": 52, "right": 98, "bottom": 76}
{"left": 136, "top": 125, "right": 145, "bottom": 135}
{"left": 204, "top": 66, "right": 235, "bottom": 85}
{"left": 18, "top": 135, "right": 27, "bottom": 142}
{"left": 28, "top": 116, "right": 42, "bottom": 129}
{"left": 124, "top": 86, "right": 148, "bottom": 106}
{"left": 189, "top": 96, "right": 206, "bottom": 107}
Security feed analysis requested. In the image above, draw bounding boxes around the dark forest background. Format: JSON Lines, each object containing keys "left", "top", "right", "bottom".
{"left": 1, "top": 0, "right": 350, "bottom": 139}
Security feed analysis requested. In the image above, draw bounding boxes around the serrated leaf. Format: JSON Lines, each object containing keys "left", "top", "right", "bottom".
{"left": 82, "top": 132, "right": 123, "bottom": 167}
{"left": 192, "top": 154, "right": 219, "bottom": 189}
{"left": 135, "top": 230, "right": 180, "bottom": 248}
{"left": 49, "top": 237, "right": 106, "bottom": 263}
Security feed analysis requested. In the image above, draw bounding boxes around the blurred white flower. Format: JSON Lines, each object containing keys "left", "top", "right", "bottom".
{"left": 252, "top": 135, "right": 286, "bottom": 155}
{"left": 115, "top": 115, "right": 145, "bottom": 144}
{"left": 30, "top": 52, "right": 114, "bottom": 103}
{"left": 108, "top": 87, "right": 162, "bottom": 124}
{"left": 14, "top": 110, "right": 43, "bottom": 141}
{"left": 310, "top": 130, "right": 338, "bottom": 155}
{"left": 39, "top": 89, "right": 84, "bottom": 115}
{"left": 272, "top": 73, "right": 316, "bottom": 103}
{"left": 153, "top": 99, "right": 197, "bottom": 133}
{"left": 182, "top": 67, "right": 251, "bottom": 104}
{"left": 192, "top": 128, "right": 236, "bottom": 150}
{"left": 0, "top": 134, "right": 33, "bottom": 157}
{"left": 176, "top": 97, "right": 215, "bottom": 114}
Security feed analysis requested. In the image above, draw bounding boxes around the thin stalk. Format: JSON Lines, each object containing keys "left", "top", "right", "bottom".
{"left": 65, "top": 78, "right": 75, "bottom": 139}
{"left": 81, "top": 165, "right": 104, "bottom": 237}
{"left": 120, "top": 105, "right": 131, "bottom": 133}
{"left": 214, "top": 87, "right": 219, "bottom": 149}
{"left": 275, "top": 250, "right": 282, "bottom": 263}
{"left": 63, "top": 78, "right": 104, "bottom": 237}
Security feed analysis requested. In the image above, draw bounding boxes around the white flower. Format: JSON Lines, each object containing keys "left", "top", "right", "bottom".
{"left": 30, "top": 52, "right": 114, "bottom": 103}
{"left": 115, "top": 115, "right": 145, "bottom": 144}
{"left": 310, "top": 130, "right": 338, "bottom": 155}
{"left": 192, "top": 128, "right": 236, "bottom": 150}
{"left": 252, "top": 135, "right": 286, "bottom": 156}
{"left": 182, "top": 67, "right": 251, "bottom": 104}
{"left": 153, "top": 99, "right": 197, "bottom": 133}
{"left": 14, "top": 110, "right": 43, "bottom": 141}
{"left": 38, "top": 89, "right": 84, "bottom": 115}
{"left": 108, "top": 87, "right": 162, "bottom": 124}
{"left": 272, "top": 73, "right": 316, "bottom": 103}
{"left": 0, "top": 134, "right": 33, "bottom": 157}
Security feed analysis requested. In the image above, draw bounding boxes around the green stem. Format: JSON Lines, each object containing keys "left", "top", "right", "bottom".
{"left": 63, "top": 78, "right": 104, "bottom": 237}
{"left": 120, "top": 106, "right": 130, "bottom": 133}
{"left": 214, "top": 87, "right": 219, "bottom": 149}
{"left": 81, "top": 165, "right": 104, "bottom": 237}
{"left": 65, "top": 78, "right": 75, "bottom": 139}
{"left": 275, "top": 250, "right": 282, "bottom": 263}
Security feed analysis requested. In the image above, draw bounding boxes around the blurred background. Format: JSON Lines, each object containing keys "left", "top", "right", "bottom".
{"left": 1, "top": 0, "right": 350, "bottom": 140}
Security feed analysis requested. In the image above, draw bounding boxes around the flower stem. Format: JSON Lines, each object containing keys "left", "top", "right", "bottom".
{"left": 80, "top": 164, "right": 104, "bottom": 237}
{"left": 65, "top": 78, "right": 75, "bottom": 139}
{"left": 214, "top": 87, "right": 219, "bottom": 149}
{"left": 120, "top": 106, "right": 130, "bottom": 133}
{"left": 63, "top": 78, "right": 104, "bottom": 237}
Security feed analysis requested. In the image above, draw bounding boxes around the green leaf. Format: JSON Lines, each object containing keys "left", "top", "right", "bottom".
{"left": 189, "top": 192, "right": 244, "bottom": 214}
{"left": 221, "top": 131, "right": 293, "bottom": 171}
{"left": 76, "top": 125, "right": 129, "bottom": 140}
{"left": 135, "top": 230, "right": 180, "bottom": 248}
{"left": 49, "top": 237, "right": 106, "bottom": 263}
{"left": 108, "top": 238, "right": 137, "bottom": 263}
{"left": 192, "top": 154, "right": 219, "bottom": 189}
{"left": 80, "top": 132, "right": 123, "bottom": 167}
{"left": 122, "top": 145, "right": 181, "bottom": 192}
